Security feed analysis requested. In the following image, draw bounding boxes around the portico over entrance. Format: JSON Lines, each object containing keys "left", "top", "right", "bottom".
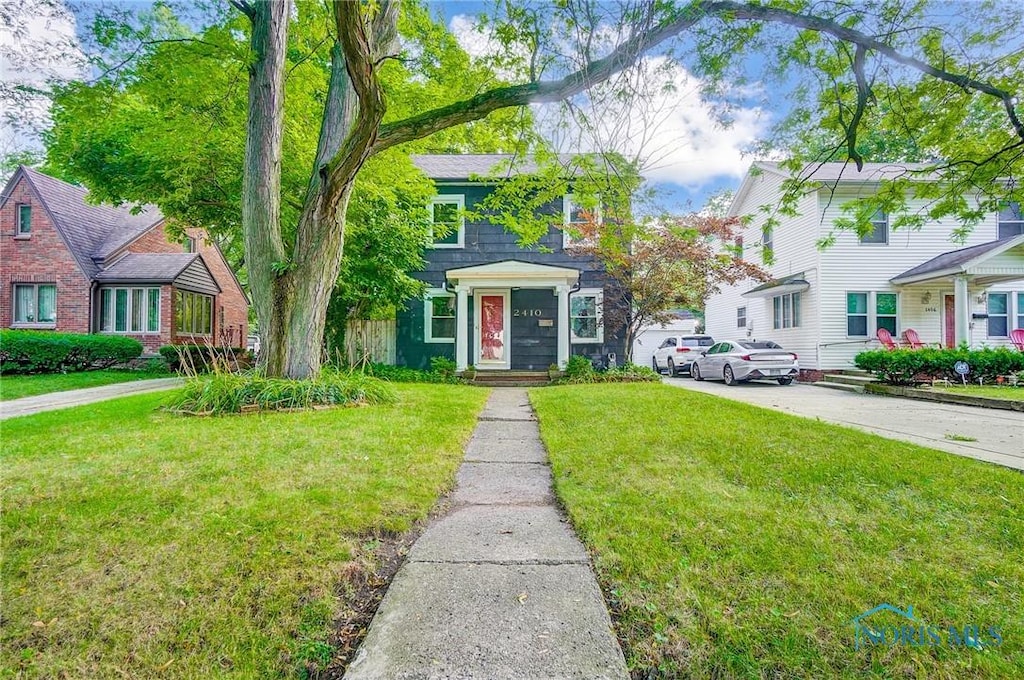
{"left": 445, "top": 260, "right": 581, "bottom": 371}
{"left": 890, "top": 235, "right": 1024, "bottom": 347}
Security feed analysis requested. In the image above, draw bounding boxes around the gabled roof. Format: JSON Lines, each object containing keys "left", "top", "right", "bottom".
{"left": 729, "top": 160, "right": 934, "bottom": 216}
{"left": 94, "top": 253, "right": 200, "bottom": 282}
{"left": 890, "top": 234, "right": 1024, "bottom": 285}
{"left": 1, "top": 166, "right": 163, "bottom": 278}
{"left": 412, "top": 154, "right": 589, "bottom": 181}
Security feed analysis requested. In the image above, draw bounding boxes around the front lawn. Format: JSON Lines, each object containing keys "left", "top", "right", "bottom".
{"left": 1, "top": 384, "right": 487, "bottom": 678}
{"left": 531, "top": 383, "right": 1023, "bottom": 678}
{"left": 0, "top": 368, "right": 171, "bottom": 401}
{"left": 933, "top": 385, "right": 1024, "bottom": 402}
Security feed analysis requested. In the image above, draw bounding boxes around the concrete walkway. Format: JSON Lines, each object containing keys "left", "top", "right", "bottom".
{"left": 344, "top": 389, "right": 628, "bottom": 679}
{"left": 664, "top": 377, "right": 1024, "bottom": 471}
{"left": 0, "top": 377, "right": 183, "bottom": 420}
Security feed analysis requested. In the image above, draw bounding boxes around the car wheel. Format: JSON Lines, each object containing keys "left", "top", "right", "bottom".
{"left": 691, "top": 363, "right": 703, "bottom": 381}
{"left": 777, "top": 377, "right": 794, "bottom": 386}
{"left": 723, "top": 364, "right": 737, "bottom": 386}
{"left": 667, "top": 358, "right": 676, "bottom": 376}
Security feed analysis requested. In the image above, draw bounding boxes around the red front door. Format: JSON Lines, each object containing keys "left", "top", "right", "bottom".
{"left": 944, "top": 295, "right": 956, "bottom": 348}
{"left": 477, "top": 293, "right": 508, "bottom": 367}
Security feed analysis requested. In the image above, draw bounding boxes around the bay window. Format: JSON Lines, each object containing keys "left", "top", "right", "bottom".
{"left": 100, "top": 287, "right": 161, "bottom": 333}
{"left": 772, "top": 292, "right": 800, "bottom": 329}
{"left": 174, "top": 290, "right": 213, "bottom": 335}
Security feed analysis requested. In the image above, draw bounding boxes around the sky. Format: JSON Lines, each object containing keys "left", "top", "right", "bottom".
{"left": 3, "top": 1, "right": 773, "bottom": 210}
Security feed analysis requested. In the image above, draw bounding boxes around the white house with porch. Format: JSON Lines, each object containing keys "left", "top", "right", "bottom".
{"left": 704, "top": 162, "right": 1024, "bottom": 374}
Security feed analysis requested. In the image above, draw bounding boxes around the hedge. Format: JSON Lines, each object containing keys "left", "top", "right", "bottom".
{"left": 159, "top": 344, "right": 250, "bottom": 373}
{"left": 854, "top": 347, "right": 1024, "bottom": 385}
{"left": 0, "top": 330, "right": 143, "bottom": 375}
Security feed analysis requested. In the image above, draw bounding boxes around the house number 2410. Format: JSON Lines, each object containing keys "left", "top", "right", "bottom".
{"left": 514, "top": 309, "right": 544, "bottom": 317}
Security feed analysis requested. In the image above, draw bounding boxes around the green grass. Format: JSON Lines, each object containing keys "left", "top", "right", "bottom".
{"left": 530, "top": 383, "right": 1024, "bottom": 679}
{"left": 933, "top": 385, "right": 1024, "bottom": 401}
{"left": 0, "top": 369, "right": 171, "bottom": 401}
{"left": 1, "top": 384, "right": 488, "bottom": 678}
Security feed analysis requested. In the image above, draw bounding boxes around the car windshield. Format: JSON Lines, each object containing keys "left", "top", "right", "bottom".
{"left": 681, "top": 337, "right": 715, "bottom": 347}
{"left": 738, "top": 341, "right": 783, "bottom": 349}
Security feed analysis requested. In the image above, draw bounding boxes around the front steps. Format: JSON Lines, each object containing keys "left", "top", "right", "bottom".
{"left": 814, "top": 370, "right": 876, "bottom": 393}
{"left": 469, "top": 370, "right": 553, "bottom": 387}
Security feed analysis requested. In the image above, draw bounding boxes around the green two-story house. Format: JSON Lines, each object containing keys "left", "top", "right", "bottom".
{"left": 396, "top": 154, "right": 625, "bottom": 372}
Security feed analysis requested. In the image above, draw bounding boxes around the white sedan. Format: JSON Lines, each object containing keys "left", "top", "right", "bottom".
{"left": 690, "top": 340, "right": 799, "bottom": 385}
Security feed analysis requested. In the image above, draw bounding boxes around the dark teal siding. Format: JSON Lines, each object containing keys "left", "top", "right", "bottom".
{"left": 394, "top": 183, "right": 625, "bottom": 367}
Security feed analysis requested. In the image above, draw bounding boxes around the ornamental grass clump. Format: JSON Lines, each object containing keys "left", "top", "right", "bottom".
{"left": 166, "top": 368, "right": 395, "bottom": 415}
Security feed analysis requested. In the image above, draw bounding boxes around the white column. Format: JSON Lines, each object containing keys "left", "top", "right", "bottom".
{"left": 954, "top": 275, "right": 970, "bottom": 347}
{"left": 455, "top": 285, "right": 469, "bottom": 371}
{"left": 557, "top": 285, "right": 570, "bottom": 369}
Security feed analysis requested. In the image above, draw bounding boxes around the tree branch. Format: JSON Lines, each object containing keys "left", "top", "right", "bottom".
{"left": 373, "top": 0, "right": 1023, "bottom": 154}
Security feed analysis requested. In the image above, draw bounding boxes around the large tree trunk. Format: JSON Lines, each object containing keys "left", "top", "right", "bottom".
{"left": 239, "top": 0, "right": 290, "bottom": 375}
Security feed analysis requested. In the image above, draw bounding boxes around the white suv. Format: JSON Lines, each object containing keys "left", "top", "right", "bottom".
{"left": 652, "top": 335, "right": 715, "bottom": 376}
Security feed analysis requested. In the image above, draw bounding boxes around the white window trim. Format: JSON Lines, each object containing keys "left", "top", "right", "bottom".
{"left": 761, "top": 225, "right": 774, "bottom": 252}
{"left": 860, "top": 210, "right": 890, "bottom": 245}
{"left": 12, "top": 283, "right": 56, "bottom": 328}
{"left": 987, "top": 291, "right": 1009, "bottom": 338}
{"left": 15, "top": 204, "right": 32, "bottom": 235}
{"left": 101, "top": 286, "right": 162, "bottom": 335}
{"left": 771, "top": 291, "right": 801, "bottom": 330}
{"left": 998, "top": 202, "right": 1024, "bottom": 239}
{"left": 845, "top": 291, "right": 899, "bottom": 338}
{"left": 562, "top": 193, "right": 602, "bottom": 249}
{"left": 1015, "top": 291, "right": 1024, "bottom": 331}
{"left": 737, "top": 306, "right": 747, "bottom": 329}
{"left": 429, "top": 195, "right": 465, "bottom": 249}
{"left": 569, "top": 287, "right": 603, "bottom": 344}
{"left": 845, "top": 291, "right": 870, "bottom": 337}
{"left": 424, "top": 288, "right": 455, "bottom": 344}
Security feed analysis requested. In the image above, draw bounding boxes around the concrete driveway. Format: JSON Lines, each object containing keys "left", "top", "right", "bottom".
{"left": 663, "top": 377, "right": 1024, "bottom": 471}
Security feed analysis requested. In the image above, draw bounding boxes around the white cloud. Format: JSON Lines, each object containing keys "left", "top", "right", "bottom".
{"left": 0, "top": 0, "right": 87, "bottom": 152}
{"left": 448, "top": 15, "right": 769, "bottom": 191}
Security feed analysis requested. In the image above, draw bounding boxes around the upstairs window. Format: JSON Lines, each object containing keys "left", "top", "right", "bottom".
{"left": 987, "top": 293, "right": 1008, "bottom": 337}
{"left": 734, "top": 235, "right": 744, "bottom": 260}
{"left": 563, "top": 194, "right": 601, "bottom": 248}
{"left": 570, "top": 288, "right": 603, "bottom": 343}
{"left": 183, "top": 236, "right": 197, "bottom": 253}
{"left": 424, "top": 289, "right": 455, "bottom": 343}
{"left": 998, "top": 202, "right": 1024, "bottom": 239}
{"left": 429, "top": 195, "right": 464, "bottom": 248}
{"left": 16, "top": 204, "right": 31, "bottom": 235}
{"left": 13, "top": 283, "right": 56, "bottom": 326}
{"left": 737, "top": 306, "right": 747, "bottom": 328}
{"left": 860, "top": 209, "right": 889, "bottom": 244}
{"left": 761, "top": 225, "right": 773, "bottom": 253}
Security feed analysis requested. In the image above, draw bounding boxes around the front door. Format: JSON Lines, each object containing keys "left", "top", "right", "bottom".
{"left": 944, "top": 294, "right": 956, "bottom": 348}
{"left": 475, "top": 290, "right": 510, "bottom": 369}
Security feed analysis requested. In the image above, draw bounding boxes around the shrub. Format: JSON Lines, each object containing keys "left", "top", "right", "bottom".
{"left": 165, "top": 368, "right": 396, "bottom": 415}
{"left": 362, "top": 361, "right": 463, "bottom": 384}
{"left": 555, "top": 362, "right": 661, "bottom": 385}
{"left": 0, "top": 330, "right": 143, "bottom": 375}
{"left": 564, "top": 355, "right": 595, "bottom": 380}
{"left": 855, "top": 347, "right": 1024, "bottom": 385}
{"left": 429, "top": 356, "right": 458, "bottom": 380}
{"left": 160, "top": 344, "right": 250, "bottom": 373}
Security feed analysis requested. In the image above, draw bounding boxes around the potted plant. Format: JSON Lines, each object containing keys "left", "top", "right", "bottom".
{"left": 548, "top": 363, "right": 561, "bottom": 380}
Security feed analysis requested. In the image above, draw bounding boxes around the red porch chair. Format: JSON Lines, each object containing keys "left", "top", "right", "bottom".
{"left": 901, "top": 328, "right": 938, "bottom": 349}
{"left": 1011, "top": 328, "right": 1024, "bottom": 351}
{"left": 876, "top": 327, "right": 900, "bottom": 350}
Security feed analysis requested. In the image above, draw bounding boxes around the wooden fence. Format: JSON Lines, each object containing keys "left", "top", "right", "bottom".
{"left": 344, "top": 319, "right": 396, "bottom": 366}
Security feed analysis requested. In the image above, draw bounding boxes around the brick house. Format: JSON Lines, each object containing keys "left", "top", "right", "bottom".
{"left": 0, "top": 166, "right": 248, "bottom": 353}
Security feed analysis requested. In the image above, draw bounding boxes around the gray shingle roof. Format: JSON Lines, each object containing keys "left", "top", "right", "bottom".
{"left": 93, "top": 253, "right": 199, "bottom": 282}
{"left": 890, "top": 236, "right": 1023, "bottom": 283}
{"left": 411, "top": 154, "right": 589, "bottom": 180}
{"left": 17, "top": 167, "right": 163, "bottom": 278}
{"left": 756, "top": 160, "right": 933, "bottom": 183}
